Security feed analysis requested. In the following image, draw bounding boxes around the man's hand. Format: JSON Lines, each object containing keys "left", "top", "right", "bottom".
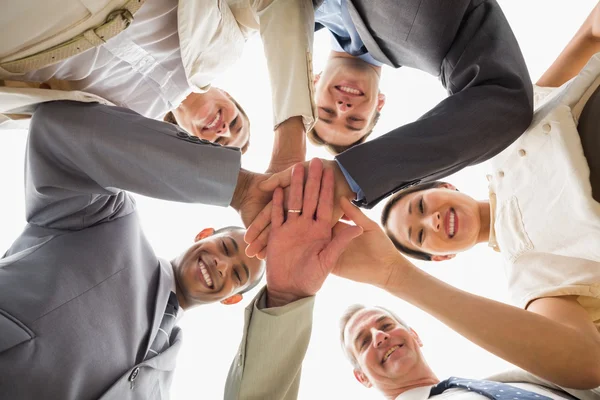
{"left": 230, "top": 169, "right": 273, "bottom": 229}
{"left": 332, "top": 197, "right": 408, "bottom": 289}
{"left": 244, "top": 159, "right": 355, "bottom": 258}
{"left": 265, "top": 159, "right": 362, "bottom": 308}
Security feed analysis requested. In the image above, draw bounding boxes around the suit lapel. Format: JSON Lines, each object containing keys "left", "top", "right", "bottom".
{"left": 144, "top": 258, "right": 174, "bottom": 358}
{"left": 345, "top": 0, "right": 394, "bottom": 66}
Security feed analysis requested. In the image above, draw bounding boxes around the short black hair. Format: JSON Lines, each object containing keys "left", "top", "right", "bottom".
{"left": 380, "top": 181, "right": 452, "bottom": 261}
{"left": 212, "top": 226, "right": 265, "bottom": 295}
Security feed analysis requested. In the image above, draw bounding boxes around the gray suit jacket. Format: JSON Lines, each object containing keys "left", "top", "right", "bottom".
{"left": 335, "top": 0, "right": 534, "bottom": 208}
{"left": 0, "top": 101, "right": 241, "bottom": 400}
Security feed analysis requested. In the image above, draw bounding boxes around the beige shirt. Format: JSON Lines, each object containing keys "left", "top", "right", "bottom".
{"left": 1, "top": 0, "right": 317, "bottom": 131}
{"left": 487, "top": 53, "right": 600, "bottom": 328}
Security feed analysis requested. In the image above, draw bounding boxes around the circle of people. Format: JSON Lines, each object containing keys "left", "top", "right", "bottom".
{"left": 1, "top": 1, "right": 599, "bottom": 399}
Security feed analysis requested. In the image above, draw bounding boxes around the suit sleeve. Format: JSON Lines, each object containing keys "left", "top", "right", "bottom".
{"left": 224, "top": 288, "right": 315, "bottom": 400}
{"left": 256, "top": 0, "right": 317, "bottom": 132}
{"left": 25, "top": 101, "right": 241, "bottom": 230}
{"left": 336, "top": 0, "right": 534, "bottom": 208}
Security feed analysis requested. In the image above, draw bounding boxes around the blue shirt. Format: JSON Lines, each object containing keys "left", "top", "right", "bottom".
{"left": 315, "top": 0, "right": 382, "bottom": 67}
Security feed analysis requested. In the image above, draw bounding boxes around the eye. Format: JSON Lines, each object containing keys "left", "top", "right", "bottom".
{"left": 322, "top": 107, "right": 335, "bottom": 115}
{"left": 229, "top": 116, "right": 239, "bottom": 129}
{"left": 418, "top": 229, "right": 424, "bottom": 245}
{"left": 361, "top": 338, "right": 369, "bottom": 350}
{"left": 381, "top": 323, "right": 392, "bottom": 331}
{"left": 348, "top": 116, "right": 363, "bottom": 122}
{"left": 234, "top": 269, "right": 242, "bottom": 284}
{"left": 221, "top": 240, "right": 229, "bottom": 256}
{"left": 419, "top": 198, "right": 424, "bottom": 214}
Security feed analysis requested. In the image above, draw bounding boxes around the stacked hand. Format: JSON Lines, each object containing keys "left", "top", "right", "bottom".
{"left": 265, "top": 159, "right": 363, "bottom": 308}
{"left": 244, "top": 159, "right": 355, "bottom": 259}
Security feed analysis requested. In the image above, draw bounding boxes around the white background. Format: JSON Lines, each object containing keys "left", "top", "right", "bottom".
{"left": 0, "top": 1, "right": 597, "bottom": 398}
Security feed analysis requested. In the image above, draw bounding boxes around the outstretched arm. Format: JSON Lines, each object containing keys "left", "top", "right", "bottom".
{"left": 537, "top": 2, "right": 600, "bottom": 87}
{"left": 336, "top": 0, "right": 533, "bottom": 208}
{"left": 334, "top": 199, "right": 600, "bottom": 390}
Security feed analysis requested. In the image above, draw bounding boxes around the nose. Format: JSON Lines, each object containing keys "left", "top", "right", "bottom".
{"left": 215, "top": 122, "right": 230, "bottom": 137}
{"left": 424, "top": 212, "right": 441, "bottom": 232}
{"left": 371, "top": 329, "right": 389, "bottom": 348}
{"left": 336, "top": 100, "right": 353, "bottom": 113}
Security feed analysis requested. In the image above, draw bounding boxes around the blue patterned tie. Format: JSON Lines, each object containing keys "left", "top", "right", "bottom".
{"left": 144, "top": 292, "right": 179, "bottom": 360}
{"left": 430, "top": 377, "right": 552, "bottom": 400}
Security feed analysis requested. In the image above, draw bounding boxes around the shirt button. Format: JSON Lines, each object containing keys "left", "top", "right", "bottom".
{"left": 486, "top": 174, "right": 492, "bottom": 182}
{"left": 518, "top": 149, "right": 526, "bottom": 157}
{"left": 129, "top": 367, "right": 140, "bottom": 382}
{"left": 176, "top": 131, "right": 188, "bottom": 138}
{"left": 498, "top": 171, "right": 505, "bottom": 178}
{"left": 188, "top": 136, "right": 200, "bottom": 142}
{"left": 542, "top": 123, "right": 551, "bottom": 133}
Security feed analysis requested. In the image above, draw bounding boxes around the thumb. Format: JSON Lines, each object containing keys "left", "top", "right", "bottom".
{"left": 258, "top": 168, "right": 293, "bottom": 192}
{"left": 320, "top": 225, "right": 363, "bottom": 269}
{"left": 339, "top": 197, "right": 377, "bottom": 230}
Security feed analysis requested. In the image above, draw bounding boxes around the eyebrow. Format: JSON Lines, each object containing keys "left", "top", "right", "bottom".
{"left": 242, "top": 262, "right": 250, "bottom": 282}
{"left": 227, "top": 236, "right": 239, "bottom": 253}
{"left": 344, "top": 124, "right": 363, "bottom": 132}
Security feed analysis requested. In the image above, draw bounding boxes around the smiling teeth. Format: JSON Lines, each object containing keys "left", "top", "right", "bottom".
{"left": 383, "top": 345, "right": 400, "bottom": 362}
{"left": 449, "top": 210, "right": 455, "bottom": 237}
{"left": 199, "top": 261, "right": 213, "bottom": 287}
{"left": 206, "top": 111, "right": 221, "bottom": 129}
{"left": 338, "top": 86, "right": 362, "bottom": 95}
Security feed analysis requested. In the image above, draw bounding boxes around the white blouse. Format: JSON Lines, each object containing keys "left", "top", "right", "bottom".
{"left": 18, "top": 0, "right": 190, "bottom": 120}
{"left": 487, "top": 53, "right": 600, "bottom": 329}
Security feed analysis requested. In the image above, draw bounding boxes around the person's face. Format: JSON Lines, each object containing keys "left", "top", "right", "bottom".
{"left": 344, "top": 308, "right": 425, "bottom": 389}
{"left": 173, "top": 229, "right": 263, "bottom": 306}
{"left": 175, "top": 88, "right": 249, "bottom": 149}
{"left": 386, "top": 186, "right": 482, "bottom": 258}
{"left": 314, "top": 56, "right": 385, "bottom": 146}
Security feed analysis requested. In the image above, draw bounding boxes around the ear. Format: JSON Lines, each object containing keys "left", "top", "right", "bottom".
{"left": 353, "top": 369, "right": 372, "bottom": 388}
{"left": 220, "top": 294, "right": 243, "bottom": 305}
{"left": 313, "top": 72, "right": 322, "bottom": 86}
{"left": 409, "top": 327, "right": 423, "bottom": 347}
{"left": 438, "top": 182, "right": 458, "bottom": 191}
{"left": 376, "top": 93, "right": 386, "bottom": 112}
{"left": 431, "top": 254, "right": 456, "bottom": 262}
{"left": 195, "top": 228, "right": 215, "bottom": 242}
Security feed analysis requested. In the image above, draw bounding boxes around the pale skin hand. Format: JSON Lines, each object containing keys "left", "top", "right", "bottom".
{"left": 244, "top": 159, "right": 355, "bottom": 259}
{"left": 265, "top": 159, "right": 362, "bottom": 308}
{"left": 337, "top": 200, "right": 600, "bottom": 389}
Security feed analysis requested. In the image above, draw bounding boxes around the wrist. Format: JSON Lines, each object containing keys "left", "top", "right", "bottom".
{"left": 266, "top": 288, "right": 308, "bottom": 308}
{"left": 331, "top": 161, "right": 356, "bottom": 200}
{"left": 231, "top": 169, "right": 250, "bottom": 212}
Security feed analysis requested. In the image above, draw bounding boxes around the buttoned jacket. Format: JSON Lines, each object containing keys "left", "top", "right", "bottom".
{"left": 488, "top": 53, "right": 600, "bottom": 325}
{"left": 0, "top": 0, "right": 316, "bottom": 131}
{"left": 0, "top": 101, "right": 242, "bottom": 399}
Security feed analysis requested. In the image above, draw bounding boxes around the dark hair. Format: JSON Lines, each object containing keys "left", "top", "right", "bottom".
{"left": 380, "top": 181, "right": 452, "bottom": 261}
{"left": 339, "top": 304, "right": 410, "bottom": 369}
{"left": 164, "top": 95, "right": 251, "bottom": 154}
{"left": 212, "top": 226, "right": 265, "bottom": 295}
{"left": 308, "top": 111, "right": 381, "bottom": 155}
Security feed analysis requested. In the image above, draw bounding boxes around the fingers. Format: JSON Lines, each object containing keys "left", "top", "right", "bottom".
{"left": 244, "top": 201, "right": 272, "bottom": 244}
{"left": 258, "top": 167, "right": 293, "bottom": 192}
{"left": 316, "top": 167, "right": 335, "bottom": 222}
{"left": 286, "top": 163, "right": 305, "bottom": 220}
{"left": 257, "top": 248, "right": 267, "bottom": 260}
{"left": 301, "top": 159, "right": 324, "bottom": 219}
{"left": 271, "top": 187, "right": 284, "bottom": 229}
{"left": 246, "top": 225, "right": 271, "bottom": 258}
{"left": 320, "top": 224, "right": 364, "bottom": 269}
{"left": 339, "top": 197, "right": 377, "bottom": 230}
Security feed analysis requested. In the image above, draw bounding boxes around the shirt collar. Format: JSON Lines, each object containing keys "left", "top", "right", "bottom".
{"left": 487, "top": 188, "right": 501, "bottom": 253}
{"left": 395, "top": 385, "right": 436, "bottom": 400}
{"left": 160, "top": 260, "right": 185, "bottom": 319}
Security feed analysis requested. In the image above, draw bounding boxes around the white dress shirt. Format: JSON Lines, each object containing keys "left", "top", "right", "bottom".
{"left": 397, "top": 383, "right": 572, "bottom": 400}
{"left": 19, "top": 0, "right": 190, "bottom": 120}
{"left": 487, "top": 53, "right": 600, "bottom": 328}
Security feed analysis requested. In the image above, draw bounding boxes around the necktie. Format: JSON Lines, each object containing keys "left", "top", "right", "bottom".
{"left": 430, "top": 377, "right": 552, "bottom": 400}
{"left": 144, "top": 292, "right": 179, "bottom": 360}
